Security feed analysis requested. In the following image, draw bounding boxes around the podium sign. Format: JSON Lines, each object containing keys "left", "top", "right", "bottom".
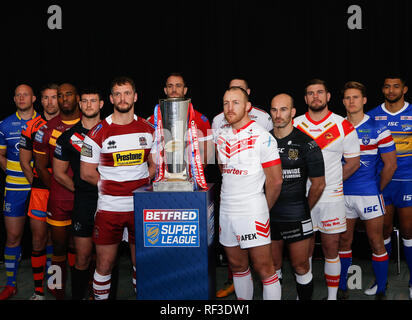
{"left": 134, "top": 184, "right": 215, "bottom": 300}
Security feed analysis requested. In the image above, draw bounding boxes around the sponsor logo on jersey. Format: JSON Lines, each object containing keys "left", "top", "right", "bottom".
{"left": 375, "top": 116, "right": 387, "bottom": 121}
{"left": 143, "top": 209, "right": 199, "bottom": 247}
{"left": 401, "top": 116, "right": 412, "bottom": 120}
{"left": 90, "top": 124, "right": 102, "bottom": 138}
{"left": 112, "top": 150, "right": 144, "bottom": 166}
{"left": 107, "top": 140, "right": 117, "bottom": 150}
{"left": 222, "top": 167, "right": 248, "bottom": 175}
{"left": 81, "top": 142, "right": 93, "bottom": 158}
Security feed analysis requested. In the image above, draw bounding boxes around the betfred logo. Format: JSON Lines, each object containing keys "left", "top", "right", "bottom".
{"left": 144, "top": 210, "right": 198, "bottom": 221}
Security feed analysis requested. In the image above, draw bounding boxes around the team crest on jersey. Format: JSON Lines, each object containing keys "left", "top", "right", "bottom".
{"left": 362, "top": 136, "right": 370, "bottom": 145}
{"left": 113, "top": 150, "right": 145, "bottom": 166}
{"left": 139, "top": 136, "right": 147, "bottom": 146}
{"left": 288, "top": 148, "right": 299, "bottom": 160}
{"left": 324, "top": 132, "right": 334, "bottom": 140}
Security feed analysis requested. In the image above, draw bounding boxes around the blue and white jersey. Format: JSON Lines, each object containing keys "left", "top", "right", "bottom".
{"left": 0, "top": 111, "right": 37, "bottom": 191}
{"left": 343, "top": 114, "right": 395, "bottom": 196}
{"left": 368, "top": 102, "right": 412, "bottom": 181}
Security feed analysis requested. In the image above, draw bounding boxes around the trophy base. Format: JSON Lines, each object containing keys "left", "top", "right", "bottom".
{"left": 152, "top": 180, "right": 194, "bottom": 192}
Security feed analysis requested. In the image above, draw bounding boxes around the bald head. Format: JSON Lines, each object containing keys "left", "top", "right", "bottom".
{"left": 14, "top": 84, "right": 36, "bottom": 112}
{"left": 270, "top": 93, "right": 296, "bottom": 131}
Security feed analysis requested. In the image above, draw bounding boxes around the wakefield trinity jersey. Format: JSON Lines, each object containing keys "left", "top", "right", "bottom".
{"left": 368, "top": 102, "right": 412, "bottom": 181}
{"left": 0, "top": 111, "right": 37, "bottom": 191}
{"left": 343, "top": 114, "right": 395, "bottom": 196}
{"left": 293, "top": 111, "right": 360, "bottom": 202}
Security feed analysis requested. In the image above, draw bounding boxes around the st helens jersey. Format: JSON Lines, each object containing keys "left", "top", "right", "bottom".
{"left": 368, "top": 102, "right": 412, "bottom": 181}
{"left": 19, "top": 113, "right": 49, "bottom": 189}
{"left": 80, "top": 114, "right": 155, "bottom": 214}
{"left": 343, "top": 115, "right": 396, "bottom": 196}
{"left": 33, "top": 114, "right": 81, "bottom": 200}
{"left": 54, "top": 121, "right": 97, "bottom": 195}
{"left": 270, "top": 127, "right": 325, "bottom": 222}
{"left": 214, "top": 120, "right": 281, "bottom": 215}
{"left": 293, "top": 111, "right": 360, "bottom": 202}
{"left": 0, "top": 111, "right": 38, "bottom": 191}
{"left": 147, "top": 104, "right": 212, "bottom": 142}
{"left": 212, "top": 106, "right": 273, "bottom": 132}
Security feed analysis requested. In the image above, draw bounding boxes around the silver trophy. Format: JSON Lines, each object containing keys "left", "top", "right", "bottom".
{"left": 152, "top": 98, "right": 195, "bottom": 192}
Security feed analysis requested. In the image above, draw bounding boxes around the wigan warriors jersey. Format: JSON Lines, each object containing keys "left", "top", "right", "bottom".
{"left": 368, "top": 102, "right": 412, "bottom": 181}
{"left": 212, "top": 106, "right": 273, "bottom": 132}
{"left": 214, "top": 120, "right": 281, "bottom": 215}
{"left": 80, "top": 114, "right": 155, "bottom": 214}
{"left": 294, "top": 111, "right": 360, "bottom": 202}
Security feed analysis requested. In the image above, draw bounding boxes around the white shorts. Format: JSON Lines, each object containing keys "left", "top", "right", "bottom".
{"left": 311, "top": 200, "right": 346, "bottom": 234}
{"left": 344, "top": 194, "right": 385, "bottom": 221}
{"left": 219, "top": 212, "right": 271, "bottom": 249}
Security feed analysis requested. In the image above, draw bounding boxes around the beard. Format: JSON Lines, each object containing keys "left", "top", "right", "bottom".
{"left": 385, "top": 94, "right": 403, "bottom": 104}
{"left": 308, "top": 102, "right": 328, "bottom": 113}
{"left": 114, "top": 102, "right": 133, "bottom": 113}
{"left": 82, "top": 110, "right": 100, "bottom": 119}
{"left": 60, "top": 105, "right": 77, "bottom": 115}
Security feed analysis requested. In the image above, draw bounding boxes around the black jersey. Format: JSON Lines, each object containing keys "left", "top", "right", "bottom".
{"left": 54, "top": 121, "right": 98, "bottom": 198}
{"left": 270, "top": 127, "right": 324, "bottom": 222}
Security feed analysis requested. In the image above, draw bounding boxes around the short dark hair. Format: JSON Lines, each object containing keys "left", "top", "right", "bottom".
{"left": 227, "top": 86, "right": 249, "bottom": 101}
{"left": 80, "top": 87, "right": 103, "bottom": 100}
{"left": 229, "top": 77, "right": 249, "bottom": 89}
{"left": 110, "top": 76, "right": 136, "bottom": 93}
{"left": 342, "top": 81, "right": 367, "bottom": 97}
{"left": 39, "top": 83, "right": 59, "bottom": 97}
{"left": 304, "top": 78, "right": 329, "bottom": 94}
{"left": 384, "top": 73, "right": 407, "bottom": 86}
{"left": 165, "top": 72, "right": 186, "bottom": 87}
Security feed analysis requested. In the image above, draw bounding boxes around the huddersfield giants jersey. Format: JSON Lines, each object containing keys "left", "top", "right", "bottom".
{"left": 293, "top": 111, "right": 360, "bottom": 202}
{"left": 270, "top": 127, "right": 325, "bottom": 222}
{"left": 80, "top": 114, "right": 155, "bottom": 214}
{"left": 343, "top": 115, "right": 396, "bottom": 196}
{"left": 54, "top": 121, "right": 97, "bottom": 195}
{"left": 212, "top": 106, "right": 273, "bottom": 132}
{"left": 368, "top": 102, "right": 412, "bottom": 181}
{"left": 33, "top": 114, "right": 81, "bottom": 200}
{"left": 214, "top": 120, "right": 281, "bottom": 216}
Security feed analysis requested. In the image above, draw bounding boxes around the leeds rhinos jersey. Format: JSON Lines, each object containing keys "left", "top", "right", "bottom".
{"left": 293, "top": 111, "right": 360, "bottom": 202}
{"left": 80, "top": 114, "right": 155, "bottom": 214}
{"left": 214, "top": 120, "right": 281, "bottom": 215}
{"left": 367, "top": 102, "right": 412, "bottom": 181}
{"left": 0, "top": 111, "right": 38, "bottom": 191}
{"left": 343, "top": 114, "right": 395, "bottom": 196}
{"left": 212, "top": 106, "right": 273, "bottom": 132}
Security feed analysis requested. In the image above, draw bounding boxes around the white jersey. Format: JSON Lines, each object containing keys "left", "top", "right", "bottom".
{"left": 293, "top": 111, "right": 360, "bottom": 202}
{"left": 214, "top": 120, "right": 281, "bottom": 215}
{"left": 212, "top": 106, "right": 273, "bottom": 132}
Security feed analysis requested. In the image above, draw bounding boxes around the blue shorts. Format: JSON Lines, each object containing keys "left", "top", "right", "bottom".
{"left": 3, "top": 189, "right": 30, "bottom": 217}
{"left": 382, "top": 180, "right": 412, "bottom": 208}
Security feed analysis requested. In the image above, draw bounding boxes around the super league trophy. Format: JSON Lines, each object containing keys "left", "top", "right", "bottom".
{"left": 152, "top": 98, "right": 195, "bottom": 191}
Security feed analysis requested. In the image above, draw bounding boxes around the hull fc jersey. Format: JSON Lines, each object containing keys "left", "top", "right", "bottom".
{"left": 293, "top": 111, "right": 360, "bottom": 202}
{"left": 212, "top": 106, "right": 273, "bottom": 132}
{"left": 368, "top": 102, "right": 412, "bottom": 181}
{"left": 80, "top": 114, "right": 155, "bottom": 214}
{"left": 214, "top": 120, "right": 281, "bottom": 216}
{"left": 343, "top": 114, "right": 396, "bottom": 196}
{"left": 270, "top": 127, "right": 325, "bottom": 222}
{"left": 0, "top": 111, "right": 38, "bottom": 191}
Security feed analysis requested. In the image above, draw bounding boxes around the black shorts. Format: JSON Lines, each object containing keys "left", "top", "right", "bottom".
{"left": 72, "top": 195, "right": 97, "bottom": 237}
{"left": 270, "top": 218, "right": 313, "bottom": 244}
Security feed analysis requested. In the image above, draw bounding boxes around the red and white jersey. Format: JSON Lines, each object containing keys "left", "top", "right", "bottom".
{"left": 293, "top": 111, "right": 360, "bottom": 202}
{"left": 80, "top": 114, "right": 155, "bottom": 213}
{"left": 214, "top": 120, "right": 281, "bottom": 215}
{"left": 212, "top": 106, "right": 273, "bottom": 132}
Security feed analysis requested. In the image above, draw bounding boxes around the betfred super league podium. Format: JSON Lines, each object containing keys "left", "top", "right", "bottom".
{"left": 133, "top": 184, "right": 215, "bottom": 300}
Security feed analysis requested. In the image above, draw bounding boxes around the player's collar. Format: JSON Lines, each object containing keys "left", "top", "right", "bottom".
{"left": 381, "top": 102, "right": 409, "bottom": 116}
{"left": 305, "top": 111, "right": 332, "bottom": 125}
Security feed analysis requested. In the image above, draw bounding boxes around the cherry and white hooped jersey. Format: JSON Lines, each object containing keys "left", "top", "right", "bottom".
{"left": 293, "top": 111, "right": 360, "bottom": 202}
{"left": 214, "top": 120, "right": 280, "bottom": 215}
{"left": 80, "top": 114, "right": 155, "bottom": 214}
{"left": 212, "top": 106, "right": 273, "bottom": 132}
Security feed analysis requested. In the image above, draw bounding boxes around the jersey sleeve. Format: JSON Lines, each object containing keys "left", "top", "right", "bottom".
{"left": 304, "top": 139, "right": 325, "bottom": 178}
{"left": 54, "top": 132, "right": 70, "bottom": 161}
{"left": 33, "top": 126, "right": 49, "bottom": 155}
{"left": 19, "top": 124, "right": 33, "bottom": 151}
{"left": 260, "top": 131, "right": 281, "bottom": 168}
{"left": 0, "top": 122, "right": 6, "bottom": 150}
{"left": 377, "top": 127, "right": 396, "bottom": 154}
{"left": 342, "top": 120, "right": 361, "bottom": 159}
{"left": 80, "top": 132, "right": 102, "bottom": 164}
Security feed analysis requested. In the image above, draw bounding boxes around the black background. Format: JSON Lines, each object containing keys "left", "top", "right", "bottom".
{"left": 2, "top": 0, "right": 412, "bottom": 121}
